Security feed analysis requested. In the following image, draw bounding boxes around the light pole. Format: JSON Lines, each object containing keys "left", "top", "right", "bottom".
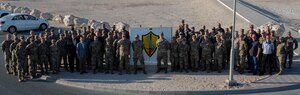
{"left": 226, "top": 0, "right": 238, "bottom": 86}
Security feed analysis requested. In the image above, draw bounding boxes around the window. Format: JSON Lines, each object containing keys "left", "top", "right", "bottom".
{"left": 24, "top": 15, "right": 36, "bottom": 20}
{"left": 12, "top": 15, "right": 25, "bottom": 20}
{"left": 0, "top": 13, "right": 9, "bottom": 18}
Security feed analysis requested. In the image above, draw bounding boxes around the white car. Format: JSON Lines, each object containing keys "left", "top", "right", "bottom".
{"left": 0, "top": 13, "right": 49, "bottom": 33}
{"left": 0, "top": 10, "right": 10, "bottom": 18}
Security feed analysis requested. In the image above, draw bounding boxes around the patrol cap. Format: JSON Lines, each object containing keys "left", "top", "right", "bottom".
{"left": 135, "top": 35, "right": 139, "bottom": 38}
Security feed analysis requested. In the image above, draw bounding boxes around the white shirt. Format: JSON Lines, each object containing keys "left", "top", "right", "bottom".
{"left": 262, "top": 41, "right": 274, "bottom": 54}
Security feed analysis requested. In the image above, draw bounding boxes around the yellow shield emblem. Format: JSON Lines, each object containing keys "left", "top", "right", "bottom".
{"left": 142, "top": 31, "right": 159, "bottom": 57}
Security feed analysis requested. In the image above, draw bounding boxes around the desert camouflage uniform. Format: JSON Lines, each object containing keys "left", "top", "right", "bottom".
{"left": 132, "top": 39, "right": 146, "bottom": 74}
{"left": 170, "top": 41, "right": 179, "bottom": 71}
{"left": 117, "top": 38, "right": 131, "bottom": 74}
{"left": 178, "top": 42, "right": 190, "bottom": 72}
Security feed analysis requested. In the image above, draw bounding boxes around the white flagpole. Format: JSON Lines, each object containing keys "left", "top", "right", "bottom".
{"left": 227, "top": 0, "right": 237, "bottom": 86}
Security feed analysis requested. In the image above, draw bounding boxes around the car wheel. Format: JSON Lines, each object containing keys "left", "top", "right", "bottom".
{"left": 7, "top": 26, "right": 17, "bottom": 34}
{"left": 39, "top": 23, "right": 48, "bottom": 30}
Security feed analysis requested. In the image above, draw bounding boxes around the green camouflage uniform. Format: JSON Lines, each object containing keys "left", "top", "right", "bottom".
{"left": 190, "top": 40, "right": 200, "bottom": 71}
{"left": 156, "top": 38, "right": 169, "bottom": 73}
{"left": 10, "top": 41, "right": 19, "bottom": 75}
{"left": 170, "top": 41, "right": 179, "bottom": 71}
{"left": 105, "top": 38, "right": 115, "bottom": 73}
{"left": 50, "top": 44, "right": 60, "bottom": 73}
{"left": 25, "top": 42, "right": 38, "bottom": 78}
{"left": 16, "top": 44, "right": 27, "bottom": 81}
{"left": 38, "top": 42, "right": 50, "bottom": 74}
{"left": 201, "top": 37, "right": 213, "bottom": 72}
{"left": 285, "top": 37, "right": 298, "bottom": 68}
{"left": 215, "top": 40, "right": 225, "bottom": 72}
{"left": 1, "top": 39, "right": 14, "bottom": 73}
{"left": 56, "top": 38, "right": 68, "bottom": 71}
{"left": 178, "top": 42, "right": 190, "bottom": 72}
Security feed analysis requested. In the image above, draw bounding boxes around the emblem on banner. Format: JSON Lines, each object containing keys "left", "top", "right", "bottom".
{"left": 142, "top": 31, "right": 159, "bottom": 57}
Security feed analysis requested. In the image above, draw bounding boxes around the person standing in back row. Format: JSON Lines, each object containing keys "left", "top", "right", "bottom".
{"left": 285, "top": 31, "right": 298, "bottom": 69}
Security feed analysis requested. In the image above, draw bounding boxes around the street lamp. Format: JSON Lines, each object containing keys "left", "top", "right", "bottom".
{"left": 226, "top": 0, "right": 238, "bottom": 86}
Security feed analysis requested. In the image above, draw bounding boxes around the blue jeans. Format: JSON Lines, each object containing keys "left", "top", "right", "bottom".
{"left": 250, "top": 56, "right": 258, "bottom": 74}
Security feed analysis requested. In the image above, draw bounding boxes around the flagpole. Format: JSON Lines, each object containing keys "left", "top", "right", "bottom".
{"left": 227, "top": 0, "right": 237, "bottom": 86}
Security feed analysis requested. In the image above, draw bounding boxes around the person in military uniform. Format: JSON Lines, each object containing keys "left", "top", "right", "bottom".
{"left": 190, "top": 35, "right": 200, "bottom": 72}
{"left": 178, "top": 38, "right": 190, "bottom": 73}
{"left": 89, "top": 36, "right": 102, "bottom": 74}
{"left": 201, "top": 35, "right": 213, "bottom": 73}
{"left": 113, "top": 32, "right": 122, "bottom": 71}
{"left": 26, "top": 38, "right": 39, "bottom": 79}
{"left": 50, "top": 39, "right": 60, "bottom": 74}
{"left": 16, "top": 41, "right": 27, "bottom": 82}
{"left": 10, "top": 36, "right": 20, "bottom": 76}
{"left": 2, "top": 34, "right": 14, "bottom": 74}
{"left": 117, "top": 34, "right": 131, "bottom": 75}
{"left": 26, "top": 30, "right": 35, "bottom": 43}
{"left": 239, "top": 35, "right": 248, "bottom": 74}
{"left": 214, "top": 34, "right": 225, "bottom": 73}
{"left": 170, "top": 37, "right": 179, "bottom": 72}
{"left": 285, "top": 31, "right": 298, "bottom": 69}
{"left": 132, "top": 35, "right": 147, "bottom": 74}
{"left": 276, "top": 37, "right": 286, "bottom": 75}
{"left": 56, "top": 34, "right": 68, "bottom": 71}
{"left": 156, "top": 32, "right": 169, "bottom": 73}
{"left": 224, "top": 28, "right": 232, "bottom": 66}
{"left": 105, "top": 32, "right": 115, "bottom": 74}
{"left": 38, "top": 38, "right": 50, "bottom": 75}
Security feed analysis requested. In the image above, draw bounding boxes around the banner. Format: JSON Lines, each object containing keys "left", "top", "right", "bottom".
{"left": 129, "top": 27, "right": 172, "bottom": 65}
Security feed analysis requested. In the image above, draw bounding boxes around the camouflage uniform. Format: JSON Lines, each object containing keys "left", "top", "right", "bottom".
{"left": 156, "top": 38, "right": 169, "bottom": 73}
{"left": 10, "top": 40, "right": 19, "bottom": 75}
{"left": 26, "top": 41, "right": 39, "bottom": 78}
{"left": 38, "top": 42, "right": 50, "bottom": 74}
{"left": 178, "top": 41, "right": 190, "bottom": 72}
{"left": 215, "top": 39, "right": 225, "bottom": 72}
{"left": 224, "top": 32, "right": 232, "bottom": 66}
{"left": 132, "top": 39, "right": 146, "bottom": 74}
{"left": 113, "top": 38, "right": 121, "bottom": 70}
{"left": 50, "top": 44, "right": 60, "bottom": 74}
{"left": 200, "top": 36, "right": 213, "bottom": 72}
{"left": 117, "top": 38, "right": 131, "bottom": 74}
{"left": 285, "top": 37, "right": 298, "bottom": 68}
{"left": 190, "top": 40, "right": 200, "bottom": 71}
{"left": 56, "top": 38, "right": 68, "bottom": 71}
{"left": 1, "top": 39, "right": 14, "bottom": 73}
{"left": 105, "top": 37, "right": 115, "bottom": 74}
{"left": 239, "top": 39, "right": 248, "bottom": 74}
{"left": 276, "top": 42, "right": 286, "bottom": 75}
{"left": 89, "top": 39, "right": 103, "bottom": 73}
{"left": 16, "top": 43, "right": 27, "bottom": 82}
{"left": 170, "top": 40, "right": 179, "bottom": 71}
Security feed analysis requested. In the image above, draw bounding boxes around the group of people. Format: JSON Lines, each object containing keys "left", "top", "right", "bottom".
{"left": 1, "top": 20, "right": 298, "bottom": 82}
